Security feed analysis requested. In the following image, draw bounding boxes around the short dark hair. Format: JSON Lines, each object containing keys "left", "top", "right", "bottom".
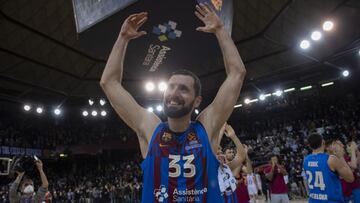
{"left": 308, "top": 133, "right": 323, "bottom": 150}
{"left": 170, "top": 69, "right": 202, "bottom": 97}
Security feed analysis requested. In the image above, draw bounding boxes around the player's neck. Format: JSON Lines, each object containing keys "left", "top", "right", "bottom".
{"left": 167, "top": 115, "right": 191, "bottom": 133}
{"left": 312, "top": 148, "right": 324, "bottom": 154}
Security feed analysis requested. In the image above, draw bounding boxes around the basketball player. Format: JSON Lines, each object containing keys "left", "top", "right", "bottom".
{"left": 217, "top": 124, "right": 247, "bottom": 202}
{"left": 100, "top": 3, "right": 246, "bottom": 203}
{"left": 303, "top": 133, "right": 354, "bottom": 202}
{"left": 338, "top": 140, "right": 360, "bottom": 203}
{"left": 246, "top": 170, "right": 259, "bottom": 203}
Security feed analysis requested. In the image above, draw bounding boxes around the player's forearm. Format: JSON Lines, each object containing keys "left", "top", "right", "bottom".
{"left": 100, "top": 37, "right": 128, "bottom": 86}
{"left": 38, "top": 169, "right": 49, "bottom": 188}
{"left": 215, "top": 28, "right": 246, "bottom": 76}
{"left": 14, "top": 173, "right": 24, "bottom": 184}
{"left": 350, "top": 149, "right": 358, "bottom": 169}
{"left": 231, "top": 136, "right": 246, "bottom": 163}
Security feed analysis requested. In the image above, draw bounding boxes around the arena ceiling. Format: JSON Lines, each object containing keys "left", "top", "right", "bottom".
{"left": 0, "top": 0, "right": 360, "bottom": 107}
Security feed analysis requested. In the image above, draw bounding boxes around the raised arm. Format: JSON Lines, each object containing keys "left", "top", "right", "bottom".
{"left": 100, "top": 12, "right": 160, "bottom": 158}
{"left": 328, "top": 144, "right": 354, "bottom": 183}
{"left": 348, "top": 141, "right": 358, "bottom": 170}
{"left": 224, "top": 124, "right": 246, "bottom": 172}
{"left": 195, "top": 4, "right": 246, "bottom": 149}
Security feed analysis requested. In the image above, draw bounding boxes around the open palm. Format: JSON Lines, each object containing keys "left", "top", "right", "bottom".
{"left": 120, "top": 12, "right": 148, "bottom": 40}
{"left": 195, "top": 3, "right": 223, "bottom": 33}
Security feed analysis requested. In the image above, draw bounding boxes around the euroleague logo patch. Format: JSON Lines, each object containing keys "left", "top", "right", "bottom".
{"left": 185, "top": 132, "right": 202, "bottom": 151}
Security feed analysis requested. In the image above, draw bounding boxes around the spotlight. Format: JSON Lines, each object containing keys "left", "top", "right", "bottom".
{"left": 54, "top": 108, "right": 61, "bottom": 115}
{"left": 36, "top": 107, "right": 43, "bottom": 114}
{"left": 100, "top": 110, "right": 107, "bottom": 117}
{"left": 358, "top": 49, "right": 360, "bottom": 56}
{"left": 284, "top": 88, "right": 296, "bottom": 93}
{"left": 82, "top": 111, "right": 89, "bottom": 117}
{"left": 342, "top": 70, "right": 349, "bottom": 77}
{"left": 300, "top": 40, "right": 310, "bottom": 49}
{"left": 244, "top": 98, "right": 250, "bottom": 104}
{"left": 311, "top": 31, "right": 322, "bottom": 41}
{"left": 156, "top": 105, "right": 163, "bottom": 112}
{"left": 88, "top": 99, "right": 94, "bottom": 106}
{"left": 274, "top": 90, "right": 283, "bottom": 97}
{"left": 24, "top": 105, "right": 31, "bottom": 111}
{"left": 321, "top": 82, "right": 334, "bottom": 87}
{"left": 259, "top": 94, "right": 266, "bottom": 101}
{"left": 99, "top": 99, "right": 106, "bottom": 106}
{"left": 91, "top": 110, "right": 98, "bottom": 117}
{"left": 195, "top": 109, "right": 199, "bottom": 115}
{"left": 147, "top": 107, "right": 154, "bottom": 112}
{"left": 322, "top": 21, "right": 334, "bottom": 31}
{"left": 145, "top": 82, "right": 155, "bottom": 92}
{"left": 300, "top": 85, "right": 312, "bottom": 91}
{"left": 234, "top": 104, "right": 243, "bottom": 108}
{"left": 158, "top": 82, "right": 167, "bottom": 92}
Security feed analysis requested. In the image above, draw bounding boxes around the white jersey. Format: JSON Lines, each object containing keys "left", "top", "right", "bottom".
{"left": 218, "top": 164, "right": 237, "bottom": 193}
{"left": 247, "top": 173, "right": 258, "bottom": 195}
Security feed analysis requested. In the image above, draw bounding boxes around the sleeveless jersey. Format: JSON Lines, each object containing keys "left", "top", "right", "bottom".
{"left": 303, "top": 153, "right": 344, "bottom": 203}
{"left": 141, "top": 121, "right": 236, "bottom": 203}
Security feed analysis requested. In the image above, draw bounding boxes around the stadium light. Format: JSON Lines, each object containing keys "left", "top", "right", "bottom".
{"left": 88, "top": 99, "right": 94, "bottom": 106}
{"left": 147, "top": 107, "right": 154, "bottom": 112}
{"left": 274, "top": 90, "right": 283, "bottom": 97}
{"left": 24, "top": 104, "right": 31, "bottom": 111}
{"left": 195, "top": 109, "right": 199, "bottom": 115}
{"left": 259, "top": 94, "right": 266, "bottom": 101}
{"left": 82, "top": 110, "right": 88, "bottom": 117}
{"left": 234, "top": 104, "right": 243, "bottom": 108}
{"left": 145, "top": 82, "right": 155, "bottom": 92}
{"left": 36, "top": 107, "right": 43, "bottom": 114}
{"left": 300, "top": 85, "right": 312, "bottom": 91}
{"left": 99, "top": 99, "right": 106, "bottom": 106}
{"left": 321, "top": 82, "right": 334, "bottom": 87}
{"left": 249, "top": 99, "right": 258, "bottom": 103}
{"left": 158, "top": 82, "right": 167, "bottom": 92}
{"left": 342, "top": 70, "right": 349, "bottom": 77}
{"left": 156, "top": 105, "right": 163, "bottom": 112}
{"left": 100, "top": 110, "right": 107, "bottom": 117}
{"left": 284, "top": 88, "right": 296, "bottom": 93}
{"left": 244, "top": 98, "right": 250, "bottom": 104}
{"left": 322, "top": 21, "right": 334, "bottom": 31}
{"left": 54, "top": 108, "right": 61, "bottom": 115}
{"left": 300, "top": 40, "right": 310, "bottom": 49}
{"left": 91, "top": 110, "right": 98, "bottom": 117}
{"left": 311, "top": 31, "right": 322, "bottom": 41}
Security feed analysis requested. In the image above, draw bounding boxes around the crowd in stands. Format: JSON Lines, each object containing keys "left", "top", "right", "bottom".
{"left": 1, "top": 89, "right": 360, "bottom": 202}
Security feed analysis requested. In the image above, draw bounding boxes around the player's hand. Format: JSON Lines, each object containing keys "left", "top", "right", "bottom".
{"left": 195, "top": 3, "right": 224, "bottom": 33}
{"left": 333, "top": 143, "right": 345, "bottom": 158}
{"left": 34, "top": 159, "right": 43, "bottom": 171}
{"left": 224, "top": 124, "right": 236, "bottom": 139}
{"left": 350, "top": 141, "right": 358, "bottom": 153}
{"left": 120, "top": 12, "right": 148, "bottom": 41}
{"left": 16, "top": 171, "right": 25, "bottom": 177}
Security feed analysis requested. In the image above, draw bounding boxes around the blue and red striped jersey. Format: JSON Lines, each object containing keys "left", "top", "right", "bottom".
{"left": 141, "top": 121, "right": 237, "bottom": 203}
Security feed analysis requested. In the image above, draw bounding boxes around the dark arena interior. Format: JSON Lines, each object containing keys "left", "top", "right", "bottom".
{"left": 1, "top": 0, "right": 360, "bottom": 202}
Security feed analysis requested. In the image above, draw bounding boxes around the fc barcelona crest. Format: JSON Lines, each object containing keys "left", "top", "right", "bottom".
{"left": 161, "top": 132, "right": 173, "bottom": 143}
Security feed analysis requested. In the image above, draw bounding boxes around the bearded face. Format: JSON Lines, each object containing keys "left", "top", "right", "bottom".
{"left": 163, "top": 75, "right": 199, "bottom": 118}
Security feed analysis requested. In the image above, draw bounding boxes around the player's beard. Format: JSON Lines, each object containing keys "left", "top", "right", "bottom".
{"left": 164, "top": 99, "right": 194, "bottom": 118}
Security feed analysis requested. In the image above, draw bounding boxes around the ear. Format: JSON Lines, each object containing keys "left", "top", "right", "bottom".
{"left": 194, "top": 95, "right": 202, "bottom": 108}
